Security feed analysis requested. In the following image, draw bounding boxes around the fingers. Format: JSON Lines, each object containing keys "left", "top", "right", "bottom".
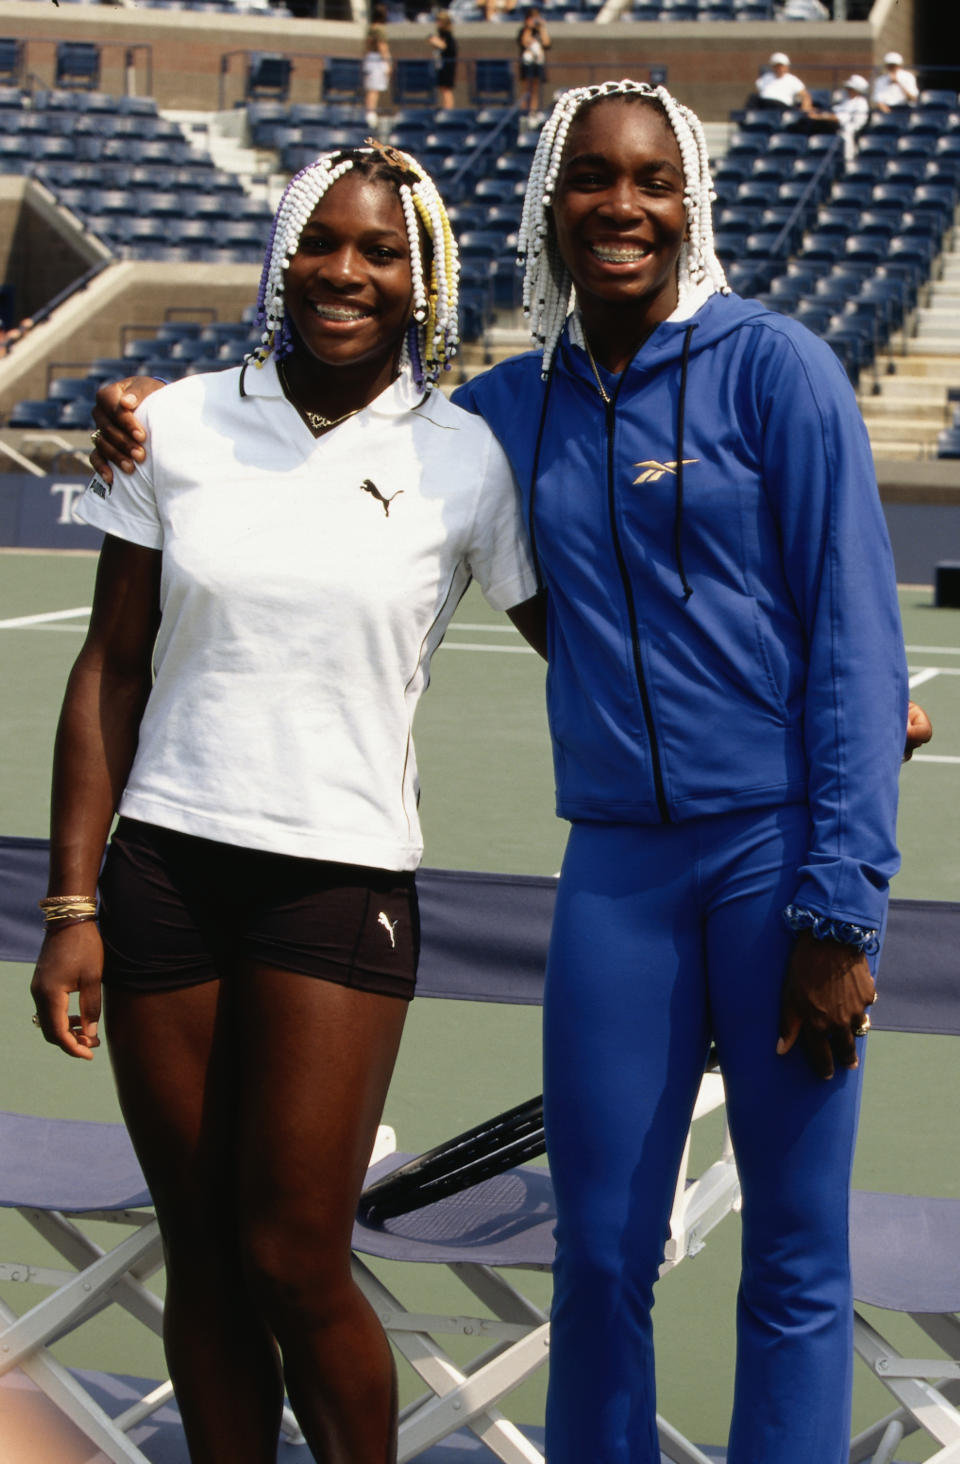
{"left": 32, "top": 986, "right": 99, "bottom": 1061}
{"left": 903, "top": 700, "right": 933, "bottom": 760}
{"left": 30, "top": 926, "right": 104, "bottom": 1061}
{"left": 799, "top": 1025, "right": 836, "bottom": 1081}
{"left": 90, "top": 379, "right": 150, "bottom": 479}
{"left": 776, "top": 1011, "right": 801, "bottom": 1056}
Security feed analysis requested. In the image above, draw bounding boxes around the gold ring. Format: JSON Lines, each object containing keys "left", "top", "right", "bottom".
{"left": 31, "top": 1013, "right": 40, "bottom": 1027}
{"left": 90, "top": 429, "right": 101, "bottom": 446}
{"left": 853, "top": 1014, "right": 871, "bottom": 1037}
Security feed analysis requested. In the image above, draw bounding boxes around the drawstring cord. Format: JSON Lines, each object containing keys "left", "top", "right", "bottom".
{"left": 532, "top": 323, "right": 697, "bottom": 602}
{"left": 527, "top": 352, "right": 559, "bottom": 592}
{"left": 673, "top": 324, "right": 696, "bottom": 602}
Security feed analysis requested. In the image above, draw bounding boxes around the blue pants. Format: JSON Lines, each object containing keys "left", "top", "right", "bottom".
{"left": 543, "top": 808, "right": 871, "bottom": 1464}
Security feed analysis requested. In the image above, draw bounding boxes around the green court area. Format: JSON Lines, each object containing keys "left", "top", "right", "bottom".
{"left": 1, "top": 549, "right": 958, "bottom": 1457}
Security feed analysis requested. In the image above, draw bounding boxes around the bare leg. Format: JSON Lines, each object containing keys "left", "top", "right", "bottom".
{"left": 235, "top": 964, "right": 408, "bottom": 1464}
{"left": 105, "top": 980, "right": 284, "bottom": 1464}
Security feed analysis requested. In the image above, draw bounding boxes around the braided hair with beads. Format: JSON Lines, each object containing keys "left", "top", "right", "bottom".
{"left": 248, "top": 145, "right": 460, "bottom": 389}
{"left": 517, "top": 79, "right": 729, "bottom": 379}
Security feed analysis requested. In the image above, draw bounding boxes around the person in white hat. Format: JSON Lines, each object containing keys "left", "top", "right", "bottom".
{"left": 754, "top": 51, "right": 812, "bottom": 112}
{"left": 872, "top": 51, "right": 918, "bottom": 111}
{"left": 815, "top": 73, "right": 871, "bottom": 163}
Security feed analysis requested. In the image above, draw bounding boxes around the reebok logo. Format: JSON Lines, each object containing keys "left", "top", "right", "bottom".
{"left": 633, "top": 460, "right": 699, "bottom": 484}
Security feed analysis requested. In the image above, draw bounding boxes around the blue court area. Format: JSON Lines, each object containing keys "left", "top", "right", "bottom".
{"left": 0, "top": 549, "right": 957, "bottom": 1461}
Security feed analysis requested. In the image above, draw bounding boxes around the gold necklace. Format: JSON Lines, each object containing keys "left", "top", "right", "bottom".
{"left": 583, "top": 336, "right": 611, "bottom": 405}
{"left": 278, "top": 362, "right": 361, "bottom": 434}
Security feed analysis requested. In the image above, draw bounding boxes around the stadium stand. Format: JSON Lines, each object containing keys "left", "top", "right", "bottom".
{"left": 1, "top": 20, "right": 958, "bottom": 457}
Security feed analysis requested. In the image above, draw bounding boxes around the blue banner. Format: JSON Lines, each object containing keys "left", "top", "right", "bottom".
{"left": 0, "top": 475, "right": 103, "bottom": 550}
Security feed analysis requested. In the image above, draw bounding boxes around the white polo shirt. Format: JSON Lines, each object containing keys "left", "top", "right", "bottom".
{"left": 755, "top": 71, "right": 808, "bottom": 108}
{"left": 77, "top": 361, "right": 538, "bottom": 871}
{"left": 872, "top": 68, "right": 918, "bottom": 108}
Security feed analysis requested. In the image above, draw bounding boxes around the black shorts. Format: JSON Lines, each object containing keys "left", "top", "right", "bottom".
{"left": 98, "top": 818, "right": 419, "bottom": 999}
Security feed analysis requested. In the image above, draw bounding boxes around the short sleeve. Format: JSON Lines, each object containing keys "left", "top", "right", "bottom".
{"left": 465, "top": 430, "right": 538, "bottom": 612}
{"left": 74, "top": 454, "right": 163, "bottom": 551}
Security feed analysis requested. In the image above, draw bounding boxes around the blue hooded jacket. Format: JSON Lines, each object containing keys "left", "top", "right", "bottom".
{"left": 454, "top": 293, "right": 907, "bottom": 931}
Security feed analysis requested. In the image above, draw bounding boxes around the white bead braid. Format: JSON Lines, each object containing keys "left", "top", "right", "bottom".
{"left": 247, "top": 146, "right": 460, "bottom": 388}
{"left": 518, "top": 79, "right": 729, "bottom": 379}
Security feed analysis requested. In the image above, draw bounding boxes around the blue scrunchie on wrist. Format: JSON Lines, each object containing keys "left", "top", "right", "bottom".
{"left": 783, "top": 904, "right": 879, "bottom": 956}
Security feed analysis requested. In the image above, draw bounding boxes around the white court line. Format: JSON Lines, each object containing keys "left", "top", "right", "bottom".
{"left": 453, "top": 623, "right": 519, "bottom": 634}
{"left": 909, "top": 755, "right": 960, "bottom": 765}
{"left": 905, "top": 645, "right": 960, "bottom": 656}
{"left": 0, "top": 607, "right": 91, "bottom": 630}
{"left": 908, "top": 668, "right": 941, "bottom": 690}
{"left": 440, "top": 641, "right": 535, "bottom": 655}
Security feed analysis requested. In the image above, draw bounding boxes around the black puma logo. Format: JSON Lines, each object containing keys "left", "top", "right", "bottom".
{"left": 360, "top": 479, "right": 404, "bottom": 517}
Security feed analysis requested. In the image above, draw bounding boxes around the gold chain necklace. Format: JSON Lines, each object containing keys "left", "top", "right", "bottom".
{"left": 278, "top": 362, "right": 361, "bottom": 434}
{"left": 583, "top": 336, "right": 611, "bottom": 405}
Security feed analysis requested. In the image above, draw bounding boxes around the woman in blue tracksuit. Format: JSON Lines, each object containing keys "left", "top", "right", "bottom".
{"left": 454, "top": 81, "right": 908, "bottom": 1463}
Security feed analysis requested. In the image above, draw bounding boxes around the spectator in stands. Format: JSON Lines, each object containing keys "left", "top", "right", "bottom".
{"left": 753, "top": 51, "right": 813, "bottom": 113}
{"left": 0, "top": 316, "right": 34, "bottom": 357}
{"left": 34, "top": 144, "right": 541, "bottom": 1464}
{"left": 872, "top": 51, "right": 919, "bottom": 111}
{"left": 517, "top": 7, "right": 550, "bottom": 120}
{"left": 363, "top": 21, "right": 392, "bottom": 131}
{"left": 813, "top": 73, "right": 871, "bottom": 164}
{"left": 428, "top": 10, "right": 458, "bottom": 112}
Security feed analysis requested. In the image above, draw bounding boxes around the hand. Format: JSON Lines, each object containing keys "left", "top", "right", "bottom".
{"left": 30, "top": 922, "right": 104, "bottom": 1061}
{"left": 777, "top": 930, "right": 875, "bottom": 1080}
{"left": 90, "top": 376, "right": 163, "bottom": 484}
{"left": 903, "top": 699, "right": 933, "bottom": 760}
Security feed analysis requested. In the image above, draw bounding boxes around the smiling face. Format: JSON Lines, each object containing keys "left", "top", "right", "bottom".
{"left": 283, "top": 171, "right": 415, "bottom": 392}
{"left": 550, "top": 98, "right": 687, "bottom": 340}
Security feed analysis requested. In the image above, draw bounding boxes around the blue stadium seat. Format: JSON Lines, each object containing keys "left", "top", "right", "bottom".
{"left": 56, "top": 398, "right": 99, "bottom": 429}
{"left": 736, "top": 180, "right": 781, "bottom": 209}
{"left": 0, "top": 38, "right": 21, "bottom": 87}
{"left": 713, "top": 226, "right": 750, "bottom": 259}
{"left": 767, "top": 274, "right": 807, "bottom": 304}
{"left": 917, "top": 90, "right": 957, "bottom": 113}
{"left": 0, "top": 134, "right": 32, "bottom": 169}
{"left": 912, "top": 184, "right": 957, "bottom": 224}
{"left": 843, "top": 233, "right": 889, "bottom": 266}
{"left": 246, "top": 53, "right": 292, "bottom": 102}
{"left": 792, "top": 301, "right": 831, "bottom": 334}
{"left": 744, "top": 229, "right": 785, "bottom": 259}
{"left": 717, "top": 206, "right": 759, "bottom": 232}
{"left": 394, "top": 60, "right": 436, "bottom": 106}
{"left": 861, "top": 111, "right": 911, "bottom": 138}
{"left": 857, "top": 210, "right": 898, "bottom": 238}
{"left": 767, "top": 132, "right": 808, "bottom": 159}
{"left": 48, "top": 377, "right": 99, "bottom": 406}
{"left": 817, "top": 206, "right": 862, "bottom": 236}
{"left": 323, "top": 58, "right": 362, "bottom": 102}
{"left": 55, "top": 42, "right": 101, "bottom": 92}
{"left": 7, "top": 400, "right": 62, "bottom": 429}
{"left": 458, "top": 229, "right": 505, "bottom": 262}
{"left": 798, "top": 232, "right": 846, "bottom": 264}
{"left": 473, "top": 62, "right": 514, "bottom": 107}
{"left": 870, "top": 183, "right": 914, "bottom": 213}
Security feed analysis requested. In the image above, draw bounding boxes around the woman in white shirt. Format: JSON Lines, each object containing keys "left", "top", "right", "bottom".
{"left": 31, "top": 145, "right": 540, "bottom": 1464}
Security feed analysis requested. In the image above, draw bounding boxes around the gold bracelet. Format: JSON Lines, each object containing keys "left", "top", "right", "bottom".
{"left": 44, "top": 912, "right": 99, "bottom": 929}
{"left": 39, "top": 895, "right": 98, "bottom": 927}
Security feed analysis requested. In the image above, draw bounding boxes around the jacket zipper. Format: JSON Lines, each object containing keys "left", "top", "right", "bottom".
{"left": 602, "top": 392, "right": 670, "bottom": 823}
